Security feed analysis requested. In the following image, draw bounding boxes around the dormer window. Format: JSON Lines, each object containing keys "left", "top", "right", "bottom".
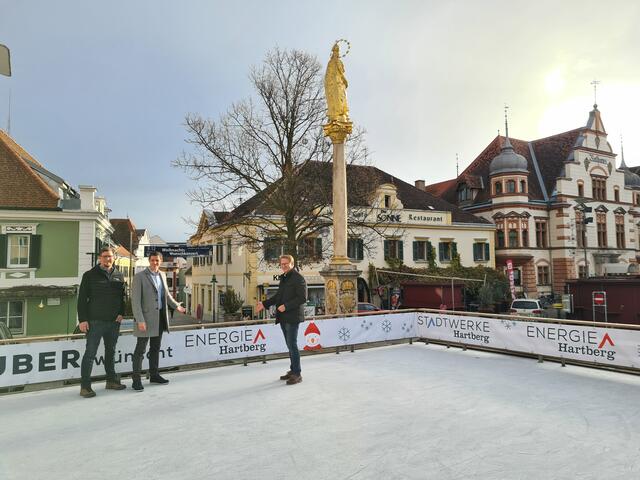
{"left": 384, "top": 195, "right": 391, "bottom": 208}
{"left": 457, "top": 183, "right": 472, "bottom": 202}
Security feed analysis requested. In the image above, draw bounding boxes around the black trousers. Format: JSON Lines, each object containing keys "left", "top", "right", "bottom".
{"left": 132, "top": 308, "right": 166, "bottom": 378}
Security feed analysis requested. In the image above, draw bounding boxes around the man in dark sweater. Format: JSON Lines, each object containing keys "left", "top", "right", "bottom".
{"left": 256, "top": 254, "right": 307, "bottom": 385}
{"left": 77, "top": 246, "right": 126, "bottom": 398}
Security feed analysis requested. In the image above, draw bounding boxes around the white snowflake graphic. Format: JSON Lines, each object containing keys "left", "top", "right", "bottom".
{"left": 381, "top": 320, "right": 392, "bottom": 333}
{"left": 338, "top": 327, "right": 351, "bottom": 342}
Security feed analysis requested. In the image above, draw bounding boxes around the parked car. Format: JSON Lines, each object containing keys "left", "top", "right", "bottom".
{"left": 0, "top": 321, "right": 13, "bottom": 340}
{"left": 509, "top": 299, "right": 544, "bottom": 317}
{"left": 358, "top": 302, "right": 381, "bottom": 313}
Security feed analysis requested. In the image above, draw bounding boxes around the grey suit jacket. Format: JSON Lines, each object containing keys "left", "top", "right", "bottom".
{"left": 131, "top": 268, "right": 180, "bottom": 338}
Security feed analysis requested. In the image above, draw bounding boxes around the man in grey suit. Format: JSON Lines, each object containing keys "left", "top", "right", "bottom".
{"left": 130, "top": 251, "right": 185, "bottom": 392}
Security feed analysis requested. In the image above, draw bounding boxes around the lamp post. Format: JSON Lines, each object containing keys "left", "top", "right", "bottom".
{"left": 211, "top": 274, "right": 217, "bottom": 323}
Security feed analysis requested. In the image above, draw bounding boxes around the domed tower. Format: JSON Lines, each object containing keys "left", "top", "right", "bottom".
{"left": 489, "top": 108, "right": 529, "bottom": 200}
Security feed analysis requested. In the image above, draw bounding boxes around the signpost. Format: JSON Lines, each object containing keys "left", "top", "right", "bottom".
{"left": 592, "top": 291, "right": 607, "bottom": 323}
{"left": 144, "top": 244, "right": 212, "bottom": 258}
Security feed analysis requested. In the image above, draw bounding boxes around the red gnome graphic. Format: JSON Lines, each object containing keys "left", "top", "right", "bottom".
{"left": 303, "top": 322, "right": 322, "bottom": 351}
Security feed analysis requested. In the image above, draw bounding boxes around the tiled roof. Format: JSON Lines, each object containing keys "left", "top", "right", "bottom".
{"left": 114, "top": 245, "right": 133, "bottom": 258}
{"left": 430, "top": 129, "right": 583, "bottom": 205}
{"left": 110, "top": 218, "right": 139, "bottom": 251}
{"left": 218, "top": 161, "right": 490, "bottom": 226}
{"left": 0, "top": 130, "right": 60, "bottom": 209}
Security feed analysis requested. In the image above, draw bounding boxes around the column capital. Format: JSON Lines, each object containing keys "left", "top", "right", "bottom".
{"left": 323, "top": 120, "right": 353, "bottom": 143}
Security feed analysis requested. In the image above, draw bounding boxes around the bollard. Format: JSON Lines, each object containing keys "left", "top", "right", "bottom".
{"left": 336, "top": 346, "right": 340, "bottom": 355}
{"left": 243, "top": 357, "right": 248, "bottom": 367}
{"left": 409, "top": 338, "right": 413, "bottom": 345}
{"left": 262, "top": 355, "right": 267, "bottom": 364}
{"left": 462, "top": 345, "right": 467, "bottom": 351}
{"left": 538, "top": 355, "right": 543, "bottom": 363}
{"left": 350, "top": 344, "right": 355, "bottom": 353}
{"left": 561, "top": 358, "right": 566, "bottom": 367}
{"left": 446, "top": 343, "right": 450, "bottom": 349}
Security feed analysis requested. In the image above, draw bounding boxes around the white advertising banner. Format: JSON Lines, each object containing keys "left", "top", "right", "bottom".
{"left": 416, "top": 311, "right": 640, "bottom": 369}
{"left": 0, "top": 313, "right": 416, "bottom": 388}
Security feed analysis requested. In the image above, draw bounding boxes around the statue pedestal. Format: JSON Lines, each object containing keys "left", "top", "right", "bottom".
{"left": 320, "top": 261, "right": 361, "bottom": 315}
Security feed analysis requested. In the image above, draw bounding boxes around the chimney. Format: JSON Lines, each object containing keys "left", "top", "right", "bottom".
{"left": 414, "top": 180, "right": 426, "bottom": 191}
{"left": 79, "top": 185, "right": 96, "bottom": 211}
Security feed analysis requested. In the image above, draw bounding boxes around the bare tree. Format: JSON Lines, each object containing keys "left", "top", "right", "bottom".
{"left": 174, "top": 48, "right": 384, "bottom": 267}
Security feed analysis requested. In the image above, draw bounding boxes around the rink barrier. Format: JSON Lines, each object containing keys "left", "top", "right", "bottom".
{"left": 2, "top": 309, "right": 640, "bottom": 390}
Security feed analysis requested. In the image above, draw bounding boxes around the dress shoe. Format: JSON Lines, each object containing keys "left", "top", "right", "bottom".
{"left": 80, "top": 387, "right": 96, "bottom": 398}
{"left": 280, "top": 370, "right": 293, "bottom": 380}
{"left": 286, "top": 374, "right": 302, "bottom": 385}
{"left": 105, "top": 381, "right": 126, "bottom": 390}
{"left": 150, "top": 375, "right": 169, "bottom": 385}
{"left": 132, "top": 377, "right": 144, "bottom": 392}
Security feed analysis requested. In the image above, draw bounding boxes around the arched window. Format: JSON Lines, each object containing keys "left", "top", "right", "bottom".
{"left": 495, "top": 181, "right": 502, "bottom": 194}
{"left": 577, "top": 181, "right": 584, "bottom": 198}
{"left": 614, "top": 187, "right": 620, "bottom": 203}
{"left": 520, "top": 180, "right": 527, "bottom": 193}
{"left": 496, "top": 230, "right": 505, "bottom": 248}
{"left": 506, "top": 180, "right": 516, "bottom": 193}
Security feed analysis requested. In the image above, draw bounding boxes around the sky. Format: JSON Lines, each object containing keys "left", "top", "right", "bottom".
{"left": 1, "top": 0, "right": 639, "bottom": 241}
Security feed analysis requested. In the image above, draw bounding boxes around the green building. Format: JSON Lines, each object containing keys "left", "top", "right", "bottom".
{"left": 0, "top": 130, "right": 113, "bottom": 337}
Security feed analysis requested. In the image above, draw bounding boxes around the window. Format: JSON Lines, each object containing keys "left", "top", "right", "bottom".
{"left": 578, "top": 265, "right": 588, "bottom": 278}
{"left": 508, "top": 229, "right": 519, "bottom": 248}
{"left": 8, "top": 235, "right": 29, "bottom": 267}
{"left": 457, "top": 184, "right": 472, "bottom": 202}
{"left": 615, "top": 215, "right": 625, "bottom": 248}
{"left": 384, "top": 195, "right": 391, "bottom": 208}
{"left": 264, "top": 238, "right": 285, "bottom": 262}
{"left": 521, "top": 229, "right": 529, "bottom": 247}
{"left": 215, "top": 242, "right": 223, "bottom": 264}
{"left": 577, "top": 182, "right": 584, "bottom": 198}
{"left": 298, "top": 237, "right": 322, "bottom": 261}
{"left": 384, "top": 239, "right": 403, "bottom": 261}
{"left": 512, "top": 268, "right": 522, "bottom": 286}
{"left": 496, "top": 230, "right": 505, "bottom": 248}
{"left": 576, "top": 211, "right": 586, "bottom": 248}
{"left": 506, "top": 180, "right": 516, "bottom": 193}
{"left": 347, "top": 238, "right": 364, "bottom": 261}
{"left": 597, "top": 213, "right": 607, "bottom": 247}
{"left": 537, "top": 266, "right": 550, "bottom": 285}
{"left": 535, "top": 220, "right": 548, "bottom": 248}
{"left": 438, "top": 241, "right": 456, "bottom": 262}
{"left": 614, "top": 188, "right": 620, "bottom": 203}
{"left": 0, "top": 300, "right": 24, "bottom": 335}
{"left": 413, "top": 240, "right": 431, "bottom": 262}
{"left": 166, "top": 277, "right": 173, "bottom": 288}
{"left": 495, "top": 182, "right": 502, "bottom": 194}
{"left": 520, "top": 180, "right": 527, "bottom": 193}
{"left": 473, "top": 242, "right": 490, "bottom": 262}
{"left": 226, "top": 239, "right": 232, "bottom": 264}
{"left": 206, "top": 255, "right": 213, "bottom": 266}
{"left": 592, "top": 176, "right": 606, "bottom": 200}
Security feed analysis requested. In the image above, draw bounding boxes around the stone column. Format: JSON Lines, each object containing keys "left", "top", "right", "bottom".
{"left": 320, "top": 120, "right": 361, "bottom": 315}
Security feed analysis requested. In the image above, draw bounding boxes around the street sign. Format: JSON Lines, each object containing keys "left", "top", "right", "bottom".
{"left": 143, "top": 244, "right": 212, "bottom": 258}
{"left": 593, "top": 291, "right": 606, "bottom": 306}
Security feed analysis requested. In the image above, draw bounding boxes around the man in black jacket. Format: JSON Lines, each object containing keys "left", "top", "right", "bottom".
{"left": 256, "top": 254, "right": 307, "bottom": 385}
{"left": 77, "top": 246, "right": 126, "bottom": 398}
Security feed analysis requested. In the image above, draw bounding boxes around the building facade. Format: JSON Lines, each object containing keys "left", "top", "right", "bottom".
{"left": 426, "top": 105, "right": 639, "bottom": 298}
{"left": 0, "top": 130, "right": 113, "bottom": 336}
{"left": 188, "top": 164, "right": 495, "bottom": 320}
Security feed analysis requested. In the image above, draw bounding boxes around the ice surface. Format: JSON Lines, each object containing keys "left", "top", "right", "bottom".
{"left": 1, "top": 343, "right": 640, "bottom": 480}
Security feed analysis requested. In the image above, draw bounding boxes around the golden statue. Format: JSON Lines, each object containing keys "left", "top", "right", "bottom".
{"left": 324, "top": 42, "right": 349, "bottom": 123}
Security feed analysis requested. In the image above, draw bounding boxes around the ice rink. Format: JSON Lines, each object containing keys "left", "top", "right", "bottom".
{"left": 2, "top": 343, "right": 640, "bottom": 480}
